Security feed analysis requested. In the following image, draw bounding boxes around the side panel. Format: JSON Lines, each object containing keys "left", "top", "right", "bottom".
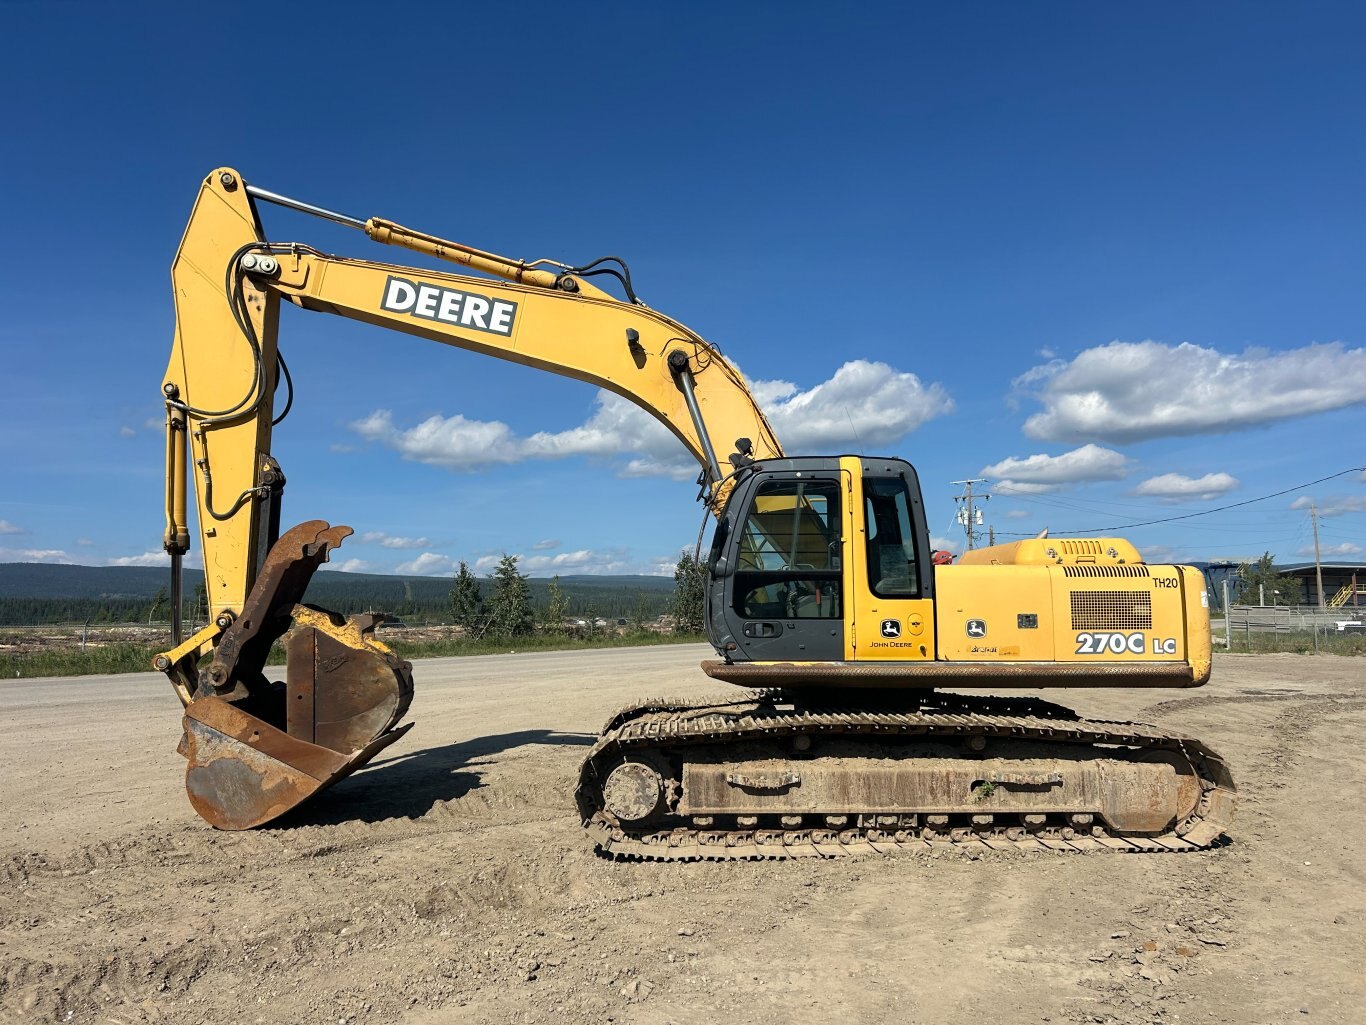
{"left": 935, "top": 563, "right": 1204, "bottom": 669}
{"left": 933, "top": 565, "right": 1059, "bottom": 661}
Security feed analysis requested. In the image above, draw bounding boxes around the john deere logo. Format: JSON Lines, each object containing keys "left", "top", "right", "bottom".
{"left": 880, "top": 619, "right": 901, "bottom": 638}
{"left": 380, "top": 275, "right": 518, "bottom": 336}
{"left": 966, "top": 619, "right": 987, "bottom": 638}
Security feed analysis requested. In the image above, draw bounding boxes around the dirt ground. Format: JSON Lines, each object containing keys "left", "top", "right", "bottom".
{"left": 2, "top": 647, "right": 1363, "bottom": 1025}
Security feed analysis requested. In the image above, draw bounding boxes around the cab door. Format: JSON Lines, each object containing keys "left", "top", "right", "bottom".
{"left": 849, "top": 459, "right": 937, "bottom": 661}
{"left": 711, "top": 464, "right": 849, "bottom": 662}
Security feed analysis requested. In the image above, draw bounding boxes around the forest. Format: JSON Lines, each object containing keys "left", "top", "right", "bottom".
{"left": 0, "top": 563, "right": 676, "bottom": 626}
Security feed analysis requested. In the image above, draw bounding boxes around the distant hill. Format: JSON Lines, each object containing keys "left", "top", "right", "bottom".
{"left": 0, "top": 563, "right": 673, "bottom": 600}
{"left": 0, "top": 563, "right": 675, "bottom": 625}
{"left": 0, "top": 563, "right": 200, "bottom": 600}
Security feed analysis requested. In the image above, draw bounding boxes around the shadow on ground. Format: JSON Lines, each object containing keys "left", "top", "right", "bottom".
{"left": 278, "top": 729, "right": 595, "bottom": 827}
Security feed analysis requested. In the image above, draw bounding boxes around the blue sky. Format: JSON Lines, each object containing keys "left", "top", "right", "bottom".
{"left": 2, "top": 4, "right": 1364, "bottom": 578}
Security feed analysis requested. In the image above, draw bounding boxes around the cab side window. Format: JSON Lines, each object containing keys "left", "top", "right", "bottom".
{"left": 733, "top": 478, "right": 842, "bottom": 619}
{"left": 865, "top": 476, "right": 921, "bottom": 598}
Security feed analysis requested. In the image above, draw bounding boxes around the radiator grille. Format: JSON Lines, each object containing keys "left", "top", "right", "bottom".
{"left": 1070, "top": 590, "right": 1153, "bottom": 631}
{"left": 1061, "top": 540, "right": 1103, "bottom": 556}
{"left": 1063, "top": 565, "right": 1151, "bottom": 578}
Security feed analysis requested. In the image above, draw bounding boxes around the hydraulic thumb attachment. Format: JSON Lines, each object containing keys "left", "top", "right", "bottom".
{"left": 158, "top": 521, "right": 414, "bottom": 829}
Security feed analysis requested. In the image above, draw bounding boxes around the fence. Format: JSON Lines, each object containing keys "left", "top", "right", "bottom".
{"left": 1227, "top": 605, "right": 1362, "bottom": 632}
{"left": 1218, "top": 604, "right": 1365, "bottom": 652}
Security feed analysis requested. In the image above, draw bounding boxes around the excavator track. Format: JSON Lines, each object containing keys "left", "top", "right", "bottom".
{"left": 577, "top": 691, "right": 1236, "bottom": 861}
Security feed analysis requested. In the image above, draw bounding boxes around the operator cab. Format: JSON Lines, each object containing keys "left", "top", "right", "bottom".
{"left": 705, "top": 456, "right": 935, "bottom": 664}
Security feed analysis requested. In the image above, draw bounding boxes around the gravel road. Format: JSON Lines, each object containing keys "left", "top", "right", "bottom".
{"left": 2, "top": 647, "right": 1363, "bottom": 1024}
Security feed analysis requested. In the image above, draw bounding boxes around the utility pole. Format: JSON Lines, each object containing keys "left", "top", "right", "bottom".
{"left": 1311, "top": 500, "right": 1325, "bottom": 608}
{"left": 1222, "top": 580, "right": 1231, "bottom": 649}
{"left": 952, "top": 479, "right": 990, "bottom": 551}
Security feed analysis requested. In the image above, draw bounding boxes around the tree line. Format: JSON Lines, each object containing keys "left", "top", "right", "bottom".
{"left": 448, "top": 551, "right": 706, "bottom": 640}
{"left": 0, "top": 557, "right": 703, "bottom": 628}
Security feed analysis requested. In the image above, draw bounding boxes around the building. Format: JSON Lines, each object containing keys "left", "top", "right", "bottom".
{"left": 1275, "top": 562, "right": 1366, "bottom": 609}
{"left": 1195, "top": 560, "right": 1366, "bottom": 610}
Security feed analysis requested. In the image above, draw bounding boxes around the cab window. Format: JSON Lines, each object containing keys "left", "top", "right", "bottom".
{"left": 864, "top": 476, "right": 921, "bottom": 598}
{"left": 733, "top": 478, "right": 842, "bottom": 619}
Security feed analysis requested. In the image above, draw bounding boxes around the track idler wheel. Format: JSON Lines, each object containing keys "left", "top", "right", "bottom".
{"left": 175, "top": 521, "right": 415, "bottom": 829}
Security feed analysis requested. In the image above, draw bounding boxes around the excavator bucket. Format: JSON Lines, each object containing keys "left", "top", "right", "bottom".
{"left": 175, "top": 521, "right": 414, "bottom": 829}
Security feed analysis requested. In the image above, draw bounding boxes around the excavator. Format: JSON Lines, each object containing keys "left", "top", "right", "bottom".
{"left": 155, "top": 168, "right": 1236, "bottom": 859}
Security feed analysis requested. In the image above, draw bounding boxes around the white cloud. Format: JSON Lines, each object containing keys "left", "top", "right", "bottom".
{"left": 1290, "top": 495, "right": 1366, "bottom": 518}
{"left": 350, "top": 360, "right": 953, "bottom": 478}
{"left": 473, "top": 549, "right": 615, "bottom": 575}
{"left": 75, "top": 538, "right": 94, "bottom": 546}
{"left": 1016, "top": 341, "right": 1366, "bottom": 443}
{"left": 1133, "top": 472, "right": 1239, "bottom": 502}
{"left": 353, "top": 392, "right": 696, "bottom": 478}
{"left": 0, "top": 520, "right": 23, "bottom": 535}
{"left": 107, "top": 551, "right": 169, "bottom": 567}
{"left": 352, "top": 410, "right": 528, "bottom": 470}
{"left": 394, "top": 552, "right": 458, "bottom": 576}
{"left": 326, "top": 558, "right": 372, "bottom": 573}
{"left": 618, "top": 453, "right": 695, "bottom": 481}
{"left": 532, "top": 538, "right": 560, "bottom": 550}
{"left": 525, "top": 550, "right": 619, "bottom": 574}
{"left": 930, "top": 536, "right": 959, "bottom": 555}
{"left": 754, "top": 360, "right": 954, "bottom": 452}
{"left": 359, "top": 531, "right": 431, "bottom": 549}
{"left": 520, "top": 399, "right": 656, "bottom": 462}
{"left": 119, "top": 426, "right": 136, "bottom": 438}
{"left": 0, "top": 547, "right": 73, "bottom": 564}
{"left": 471, "top": 547, "right": 670, "bottom": 576}
{"left": 980, "top": 444, "right": 1128, "bottom": 494}
{"left": 643, "top": 556, "right": 678, "bottom": 577}
{"left": 1004, "top": 509, "right": 1031, "bottom": 519}
{"left": 994, "top": 480, "right": 1060, "bottom": 495}
{"left": 1296, "top": 542, "right": 1364, "bottom": 558}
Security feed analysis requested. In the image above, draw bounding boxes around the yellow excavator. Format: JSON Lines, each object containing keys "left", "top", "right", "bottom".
{"left": 155, "top": 168, "right": 1235, "bottom": 858}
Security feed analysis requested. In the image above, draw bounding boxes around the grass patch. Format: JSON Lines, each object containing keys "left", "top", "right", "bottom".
{"left": 380, "top": 629, "right": 705, "bottom": 661}
{"left": 2, "top": 631, "right": 709, "bottom": 680}
{"left": 3, "top": 642, "right": 163, "bottom": 679}
{"left": 1217, "top": 630, "right": 1366, "bottom": 656}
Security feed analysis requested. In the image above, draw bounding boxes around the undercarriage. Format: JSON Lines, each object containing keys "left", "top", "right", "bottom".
{"left": 577, "top": 691, "right": 1236, "bottom": 860}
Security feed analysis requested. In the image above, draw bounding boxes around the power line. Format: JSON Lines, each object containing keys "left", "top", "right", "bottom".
{"left": 1061, "top": 466, "right": 1366, "bottom": 535}
{"left": 992, "top": 482, "right": 1184, "bottom": 517}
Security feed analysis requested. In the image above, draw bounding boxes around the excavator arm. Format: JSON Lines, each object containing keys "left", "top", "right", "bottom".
{"left": 157, "top": 167, "right": 780, "bottom": 828}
